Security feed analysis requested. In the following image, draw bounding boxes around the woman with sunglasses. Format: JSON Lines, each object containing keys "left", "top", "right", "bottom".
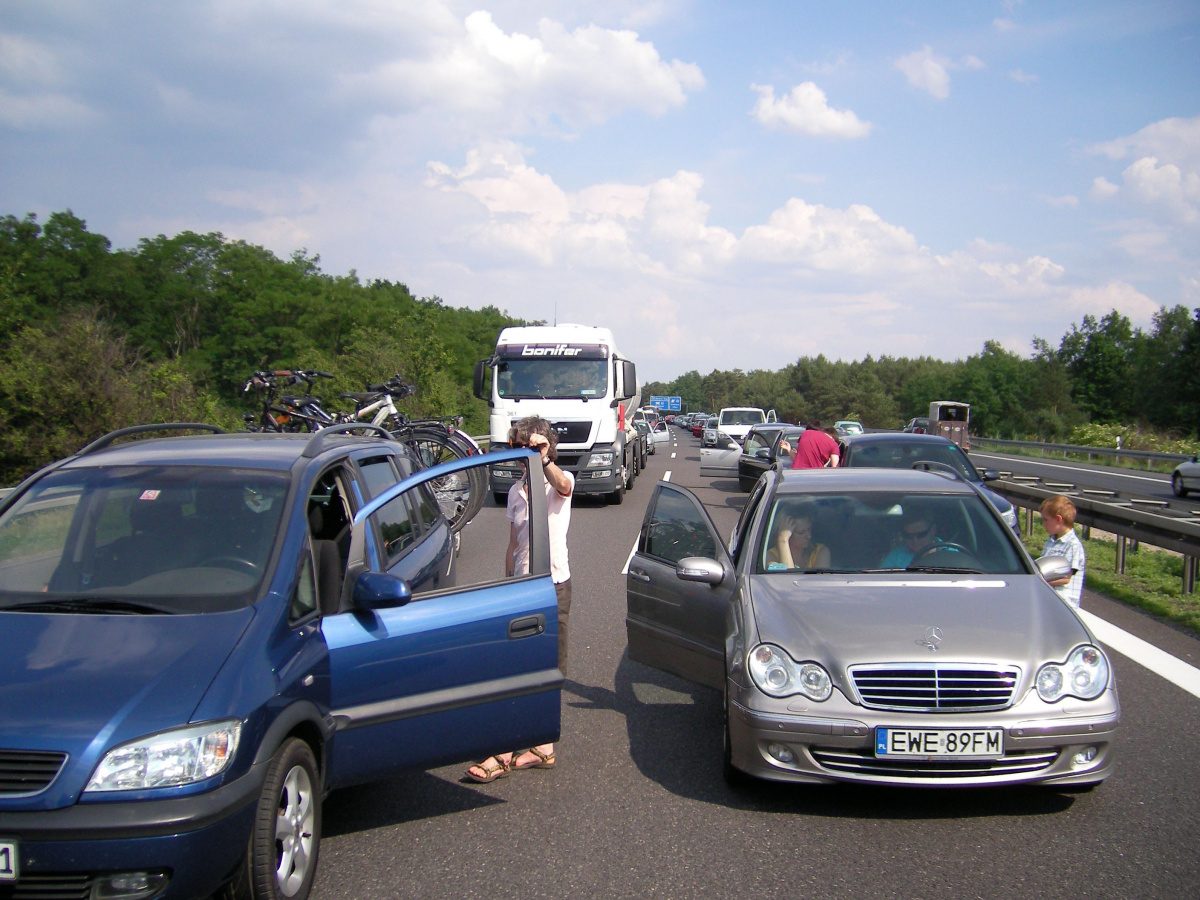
{"left": 467, "top": 416, "right": 574, "bottom": 784}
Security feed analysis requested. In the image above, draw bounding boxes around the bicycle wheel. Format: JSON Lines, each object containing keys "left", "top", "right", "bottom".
{"left": 399, "top": 428, "right": 480, "bottom": 532}
{"left": 443, "top": 429, "right": 487, "bottom": 523}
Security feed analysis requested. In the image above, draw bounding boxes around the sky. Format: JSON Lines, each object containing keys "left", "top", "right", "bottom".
{"left": 2, "top": 0, "right": 1199, "bottom": 382}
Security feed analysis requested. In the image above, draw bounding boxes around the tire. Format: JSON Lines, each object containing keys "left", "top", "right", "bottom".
{"left": 607, "top": 477, "right": 625, "bottom": 505}
{"left": 228, "top": 738, "right": 321, "bottom": 900}
{"left": 397, "top": 429, "right": 481, "bottom": 532}
{"left": 626, "top": 448, "right": 637, "bottom": 490}
{"left": 1173, "top": 472, "right": 1189, "bottom": 498}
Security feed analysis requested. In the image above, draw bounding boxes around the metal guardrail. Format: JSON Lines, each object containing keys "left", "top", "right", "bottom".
{"left": 972, "top": 436, "right": 1193, "bottom": 468}
{"left": 989, "top": 477, "right": 1200, "bottom": 594}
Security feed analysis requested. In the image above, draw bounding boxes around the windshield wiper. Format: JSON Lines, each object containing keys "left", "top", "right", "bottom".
{"left": 904, "top": 566, "right": 985, "bottom": 575}
{"left": 5, "top": 597, "right": 174, "bottom": 615}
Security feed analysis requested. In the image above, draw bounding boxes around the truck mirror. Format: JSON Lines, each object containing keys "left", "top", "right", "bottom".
{"left": 473, "top": 360, "right": 488, "bottom": 400}
{"left": 621, "top": 360, "right": 637, "bottom": 401}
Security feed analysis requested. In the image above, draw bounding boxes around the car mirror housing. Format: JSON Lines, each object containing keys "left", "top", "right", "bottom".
{"left": 755, "top": 448, "right": 770, "bottom": 459}
{"left": 353, "top": 571, "right": 413, "bottom": 609}
{"left": 1035, "top": 555, "right": 1074, "bottom": 584}
{"left": 676, "top": 557, "right": 725, "bottom": 586}
{"left": 980, "top": 468, "right": 1000, "bottom": 481}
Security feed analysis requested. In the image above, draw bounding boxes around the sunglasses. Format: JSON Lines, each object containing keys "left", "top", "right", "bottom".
{"left": 903, "top": 524, "right": 933, "bottom": 540}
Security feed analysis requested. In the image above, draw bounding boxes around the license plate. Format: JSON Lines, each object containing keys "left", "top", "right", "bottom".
{"left": 0, "top": 839, "right": 17, "bottom": 882}
{"left": 875, "top": 727, "right": 1003, "bottom": 758}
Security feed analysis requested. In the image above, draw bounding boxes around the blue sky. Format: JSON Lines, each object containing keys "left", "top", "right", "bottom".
{"left": 2, "top": 0, "right": 1198, "bottom": 381}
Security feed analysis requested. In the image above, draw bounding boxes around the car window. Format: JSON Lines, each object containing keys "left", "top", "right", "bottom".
{"left": 410, "top": 484, "right": 441, "bottom": 533}
{"left": 721, "top": 410, "right": 765, "bottom": 426}
{"left": 291, "top": 543, "right": 318, "bottom": 620}
{"left": 845, "top": 441, "right": 979, "bottom": 481}
{"left": 0, "top": 466, "right": 289, "bottom": 610}
{"left": 357, "top": 455, "right": 399, "bottom": 498}
{"left": 643, "top": 487, "right": 717, "bottom": 564}
{"left": 744, "top": 432, "right": 769, "bottom": 455}
{"left": 372, "top": 493, "right": 418, "bottom": 563}
{"left": 730, "top": 478, "right": 768, "bottom": 565}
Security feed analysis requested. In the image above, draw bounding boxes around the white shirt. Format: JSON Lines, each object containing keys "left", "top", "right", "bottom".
{"left": 1042, "top": 528, "right": 1086, "bottom": 608}
{"left": 507, "top": 471, "right": 573, "bottom": 584}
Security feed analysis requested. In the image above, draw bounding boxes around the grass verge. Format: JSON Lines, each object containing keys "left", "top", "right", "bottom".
{"left": 1021, "top": 518, "right": 1200, "bottom": 636}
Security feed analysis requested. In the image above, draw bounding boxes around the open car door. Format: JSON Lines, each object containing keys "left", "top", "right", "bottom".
{"left": 625, "top": 482, "right": 734, "bottom": 690}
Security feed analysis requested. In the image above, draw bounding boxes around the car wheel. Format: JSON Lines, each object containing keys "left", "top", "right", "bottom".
{"left": 1173, "top": 472, "right": 1189, "bottom": 498}
{"left": 723, "top": 685, "right": 751, "bottom": 789}
{"left": 230, "top": 738, "right": 321, "bottom": 900}
{"left": 493, "top": 492, "right": 507, "bottom": 506}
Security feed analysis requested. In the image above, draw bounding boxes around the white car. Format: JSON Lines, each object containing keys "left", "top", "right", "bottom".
{"left": 701, "top": 415, "right": 721, "bottom": 447}
{"left": 718, "top": 407, "right": 767, "bottom": 444}
{"left": 1172, "top": 455, "right": 1200, "bottom": 497}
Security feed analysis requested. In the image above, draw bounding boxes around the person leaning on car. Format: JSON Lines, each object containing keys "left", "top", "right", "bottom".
{"left": 779, "top": 420, "right": 840, "bottom": 469}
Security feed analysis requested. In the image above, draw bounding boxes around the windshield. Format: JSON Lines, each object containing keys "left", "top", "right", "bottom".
{"left": 0, "top": 466, "right": 290, "bottom": 612}
{"left": 756, "top": 491, "right": 1024, "bottom": 575}
{"left": 843, "top": 440, "right": 980, "bottom": 482}
{"left": 720, "top": 409, "right": 765, "bottom": 426}
{"left": 496, "top": 358, "right": 609, "bottom": 399}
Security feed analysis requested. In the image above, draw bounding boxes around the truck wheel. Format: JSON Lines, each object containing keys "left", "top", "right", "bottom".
{"left": 626, "top": 449, "right": 637, "bottom": 490}
{"left": 608, "top": 476, "right": 625, "bottom": 505}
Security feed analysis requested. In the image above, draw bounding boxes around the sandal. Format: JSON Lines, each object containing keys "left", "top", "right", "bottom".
{"left": 510, "top": 746, "right": 556, "bottom": 770}
{"left": 466, "top": 755, "right": 511, "bottom": 783}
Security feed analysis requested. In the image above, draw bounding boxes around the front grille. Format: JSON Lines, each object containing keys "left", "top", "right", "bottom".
{"left": 0, "top": 749, "right": 67, "bottom": 795}
{"left": 850, "top": 665, "right": 1019, "bottom": 712}
{"left": 811, "top": 747, "right": 1059, "bottom": 779}
{"left": 0, "top": 874, "right": 91, "bottom": 900}
{"left": 549, "top": 421, "right": 592, "bottom": 444}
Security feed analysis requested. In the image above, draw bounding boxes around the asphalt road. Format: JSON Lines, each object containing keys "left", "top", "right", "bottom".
{"left": 309, "top": 429, "right": 1200, "bottom": 900}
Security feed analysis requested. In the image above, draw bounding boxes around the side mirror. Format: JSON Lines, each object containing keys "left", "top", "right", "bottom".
{"left": 353, "top": 571, "right": 413, "bottom": 609}
{"left": 676, "top": 556, "right": 725, "bottom": 586}
{"left": 980, "top": 468, "right": 1000, "bottom": 481}
{"left": 472, "top": 360, "right": 488, "bottom": 401}
{"left": 755, "top": 448, "right": 770, "bottom": 459}
{"left": 1035, "top": 555, "right": 1074, "bottom": 584}
{"left": 621, "top": 360, "right": 637, "bottom": 401}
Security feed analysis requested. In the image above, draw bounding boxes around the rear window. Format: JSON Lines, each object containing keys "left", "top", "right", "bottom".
{"left": 0, "top": 466, "right": 290, "bottom": 611}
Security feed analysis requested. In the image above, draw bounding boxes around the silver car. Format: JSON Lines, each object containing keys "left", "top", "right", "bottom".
{"left": 1172, "top": 455, "right": 1200, "bottom": 497}
{"left": 626, "top": 467, "right": 1119, "bottom": 789}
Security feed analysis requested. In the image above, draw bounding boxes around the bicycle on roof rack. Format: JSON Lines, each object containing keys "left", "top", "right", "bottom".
{"left": 243, "top": 371, "right": 485, "bottom": 531}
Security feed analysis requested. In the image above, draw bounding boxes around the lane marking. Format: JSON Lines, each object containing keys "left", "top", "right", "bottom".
{"left": 622, "top": 538, "right": 638, "bottom": 575}
{"left": 1078, "top": 609, "right": 1200, "bottom": 700}
{"left": 974, "top": 453, "right": 1168, "bottom": 486}
{"left": 663, "top": 471, "right": 671, "bottom": 482}
{"left": 671, "top": 452, "right": 676, "bottom": 459}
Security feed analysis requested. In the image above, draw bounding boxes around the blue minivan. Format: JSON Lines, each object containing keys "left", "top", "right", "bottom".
{"left": 0, "top": 424, "right": 561, "bottom": 899}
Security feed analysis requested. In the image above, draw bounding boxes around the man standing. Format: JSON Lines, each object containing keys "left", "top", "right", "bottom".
{"left": 789, "top": 420, "right": 841, "bottom": 469}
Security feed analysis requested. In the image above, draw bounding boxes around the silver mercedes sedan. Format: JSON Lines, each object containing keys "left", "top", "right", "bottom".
{"left": 626, "top": 467, "right": 1119, "bottom": 789}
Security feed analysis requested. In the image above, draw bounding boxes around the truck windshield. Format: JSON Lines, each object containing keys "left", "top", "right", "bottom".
{"left": 497, "top": 358, "right": 609, "bottom": 399}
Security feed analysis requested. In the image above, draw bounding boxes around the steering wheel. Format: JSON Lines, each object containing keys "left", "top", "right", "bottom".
{"left": 199, "top": 556, "right": 259, "bottom": 575}
{"left": 909, "top": 542, "right": 979, "bottom": 568}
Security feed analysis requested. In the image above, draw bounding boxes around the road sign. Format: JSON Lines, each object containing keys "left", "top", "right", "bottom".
{"left": 650, "top": 396, "right": 682, "bottom": 411}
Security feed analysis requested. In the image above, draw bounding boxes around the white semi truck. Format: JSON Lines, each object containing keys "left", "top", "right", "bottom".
{"left": 473, "top": 324, "right": 640, "bottom": 505}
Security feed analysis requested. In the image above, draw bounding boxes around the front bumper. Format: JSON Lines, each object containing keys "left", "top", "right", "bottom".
{"left": 0, "top": 762, "right": 266, "bottom": 898}
{"left": 726, "top": 680, "right": 1120, "bottom": 788}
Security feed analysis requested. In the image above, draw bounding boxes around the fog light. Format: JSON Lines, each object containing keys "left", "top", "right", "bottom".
{"left": 92, "top": 871, "right": 169, "bottom": 899}
{"left": 766, "top": 743, "right": 795, "bottom": 764}
{"left": 1072, "top": 746, "right": 1098, "bottom": 766}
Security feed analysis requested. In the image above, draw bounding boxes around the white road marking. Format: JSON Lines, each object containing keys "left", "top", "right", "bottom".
{"left": 1078, "top": 609, "right": 1200, "bottom": 700}
{"left": 974, "top": 453, "right": 1168, "bottom": 486}
{"left": 663, "top": 471, "right": 671, "bottom": 482}
{"left": 671, "top": 452, "right": 676, "bottom": 459}
{"left": 621, "top": 538, "right": 638, "bottom": 575}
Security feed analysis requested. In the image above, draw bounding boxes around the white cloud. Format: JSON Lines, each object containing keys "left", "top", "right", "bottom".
{"left": 0, "top": 87, "right": 96, "bottom": 129}
{"left": 961, "top": 56, "right": 985, "bottom": 71}
{"left": 750, "top": 82, "right": 872, "bottom": 139}
{"left": 1091, "top": 176, "right": 1119, "bottom": 199}
{"left": 1088, "top": 115, "right": 1200, "bottom": 170}
{"left": 992, "top": 18, "right": 1017, "bottom": 32}
{"left": 1009, "top": 68, "right": 1038, "bottom": 84}
{"left": 1120, "top": 156, "right": 1200, "bottom": 224}
{"left": 895, "top": 46, "right": 951, "bottom": 99}
{"left": 0, "top": 33, "right": 68, "bottom": 86}
{"left": 1064, "top": 281, "right": 1158, "bottom": 320}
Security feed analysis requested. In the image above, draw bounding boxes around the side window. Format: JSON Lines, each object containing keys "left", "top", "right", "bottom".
{"left": 373, "top": 494, "right": 417, "bottom": 563}
{"left": 291, "top": 546, "right": 317, "bottom": 620}
{"left": 358, "top": 456, "right": 399, "bottom": 499}
{"left": 730, "top": 479, "right": 767, "bottom": 565}
{"left": 744, "top": 433, "right": 766, "bottom": 455}
{"left": 644, "top": 488, "right": 717, "bottom": 564}
{"left": 410, "top": 484, "right": 441, "bottom": 533}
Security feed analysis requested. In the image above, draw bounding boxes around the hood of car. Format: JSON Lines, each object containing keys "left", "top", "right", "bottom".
{"left": 0, "top": 607, "right": 256, "bottom": 808}
{"left": 749, "top": 574, "right": 1089, "bottom": 676}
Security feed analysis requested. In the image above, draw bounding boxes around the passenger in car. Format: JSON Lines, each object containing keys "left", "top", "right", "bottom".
{"left": 765, "top": 508, "right": 831, "bottom": 570}
{"left": 880, "top": 509, "right": 941, "bottom": 568}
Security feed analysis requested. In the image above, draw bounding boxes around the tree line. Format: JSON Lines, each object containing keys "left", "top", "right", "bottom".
{"left": 0, "top": 211, "right": 524, "bottom": 484}
{"left": 645, "top": 314, "right": 1200, "bottom": 447}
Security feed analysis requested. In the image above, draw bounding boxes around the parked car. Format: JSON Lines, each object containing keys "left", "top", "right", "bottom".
{"left": 838, "top": 433, "right": 1019, "bottom": 533}
{"left": 834, "top": 420, "right": 864, "bottom": 437}
{"left": 701, "top": 416, "right": 721, "bottom": 447}
{"left": 738, "top": 425, "right": 804, "bottom": 491}
{"left": 1172, "top": 455, "right": 1200, "bottom": 497}
{"left": 646, "top": 419, "right": 671, "bottom": 454}
{"left": 903, "top": 417, "right": 930, "bottom": 434}
{"left": 625, "top": 466, "right": 1118, "bottom": 789}
{"left": 0, "top": 424, "right": 561, "bottom": 898}
{"left": 692, "top": 416, "right": 711, "bottom": 439}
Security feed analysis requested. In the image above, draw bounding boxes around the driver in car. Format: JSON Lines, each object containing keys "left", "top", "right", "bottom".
{"left": 880, "top": 510, "right": 940, "bottom": 568}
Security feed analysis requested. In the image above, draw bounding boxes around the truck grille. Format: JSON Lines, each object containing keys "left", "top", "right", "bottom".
{"left": 811, "top": 747, "right": 1058, "bottom": 779}
{"left": 549, "top": 421, "right": 592, "bottom": 444}
{"left": 850, "top": 665, "right": 1019, "bottom": 712}
{"left": 0, "top": 749, "right": 68, "bottom": 795}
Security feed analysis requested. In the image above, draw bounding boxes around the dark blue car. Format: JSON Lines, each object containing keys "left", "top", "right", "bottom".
{"left": 0, "top": 424, "right": 560, "bottom": 899}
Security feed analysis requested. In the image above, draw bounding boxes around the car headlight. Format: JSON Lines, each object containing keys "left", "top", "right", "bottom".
{"left": 748, "top": 644, "right": 832, "bottom": 701}
{"left": 84, "top": 720, "right": 242, "bottom": 792}
{"left": 1036, "top": 645, "right": 1109, "bottom": 702}
{"left": 1002, "top": 505, "right": 1017, "bottom": 528}
{"left": 587, "top": 451, "right": 614, "bottom": 467}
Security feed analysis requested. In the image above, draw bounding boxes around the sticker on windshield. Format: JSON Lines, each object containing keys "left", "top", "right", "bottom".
{"left": 244, "top": 487, "right": 275, "bottom": 514}
{"left": 580, "top": 390, "right": 597, "bottom": 395}
{"left": 138, "top": 490, "right": 161, "bottom": 501}
{"left": 767, "top": 562, "right": 788, "bottom": 571}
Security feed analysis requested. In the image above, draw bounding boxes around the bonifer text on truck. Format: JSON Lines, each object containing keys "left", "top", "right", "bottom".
{"left": 474, "top": 324, "right": 639, "bottom": 505}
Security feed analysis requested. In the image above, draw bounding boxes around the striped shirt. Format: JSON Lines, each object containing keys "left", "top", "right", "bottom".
{"left": 1042, "top": 528, "right": 1086, "bottom": 608}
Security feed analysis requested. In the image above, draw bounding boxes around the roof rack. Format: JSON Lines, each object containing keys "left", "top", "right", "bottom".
{"left": 76, "top": 423, "right": 227, "bottom": 457}
{"left": 302, "top": 423, "right": 394, "bottom": 459}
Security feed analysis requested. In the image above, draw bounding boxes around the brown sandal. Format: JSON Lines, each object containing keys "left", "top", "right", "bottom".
{"left": 510, "top": 746, "right": 556, "bottom": 770}
{"left": 466, "top": 755, "right": 511, "bottom": 783}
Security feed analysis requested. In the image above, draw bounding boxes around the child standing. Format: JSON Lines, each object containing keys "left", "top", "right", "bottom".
{"left": 1039, "top": 495, "right": 1086, "bottom": 608}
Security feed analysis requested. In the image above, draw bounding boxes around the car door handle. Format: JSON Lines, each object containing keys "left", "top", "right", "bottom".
{"left": 628, "top": 568, "right": 650, "bottom": 582}
{"left": 508, "top": 614, "right": 545, "bottom": 639}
